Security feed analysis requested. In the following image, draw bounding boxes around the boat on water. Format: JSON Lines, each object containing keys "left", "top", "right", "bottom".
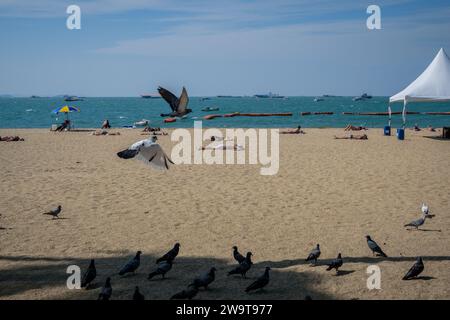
{"left": 140, "top": 94, "right": 161, "bottom": 99}
{"left": 352, "top": 93, "right": 372, "bottom": 101}
{"left": 254, "top": 92, "right": 285, "bottom": 99}
{"left": 64, "top": 96, "right": 84, "bottom": 102}
{"left": 202, "top": 106, "right": 220, "bottom": 112}
{"left": 314, "top": 98, "right": 324, "bottom": 102}
{"left": 134, "top": 119, "right": 149, "bottom": 126}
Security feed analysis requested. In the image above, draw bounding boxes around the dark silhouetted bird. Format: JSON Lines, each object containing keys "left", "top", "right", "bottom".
{"left": 228, "top": 252, "right": 253, "bottom": 278}
{"left": 245, "top": 267, "right": 271, "bottom": 293}
{"left": 97, "top": 277, "right": 112, "bottom": 300}
{"left": 192, "top": 267, "right": 217, "bottom": 290}
{"left": 366, "top": 236, "right": 388, "bottom": 257}
{"left": 170, "top": 284, "right": 199, "bottom": 300}
{"left": 119, "top": 251, "right": 142, "bottom": 276}
{"left": 132, "top": 286, "right": 145, "bottom": 300}
{"left": 148, "top": 260, "right": 173, "bottom": 280}
{"left": 403, "top": 257, "right": 424, "bottom": 280}
{"left": 305, "top": 244, "right": 321, "bottom": 265}
{"left": 156, "top": 243, "right": 180, "bottom": 264}
{"left": 158, "top": 87, "right": 192, "bottom": 117}
{"left": 81, "top": 259, "right": 96, "bottom": 289}
{"left": 233, "top": 246, "right": 245, "bottom": 264}
{"left": 326, "top": 253, "right": 343, "bottom": 274}
{"left": 43, "top": 205, "right": 62, "bottom": 219}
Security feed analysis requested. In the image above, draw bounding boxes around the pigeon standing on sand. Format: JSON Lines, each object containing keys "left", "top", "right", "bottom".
{"left": 148, "top": 260, "right": 173, "bottom": 280}
{"left": 305, "top": 244, "right": 321, "bottom": 265}
{"left": 132, "top": 286, "right": 145, "bottom": 300}
{"left": 117, "top": 136, "right": 174, "bottom": 170}
{"left": 404, "top": 215, "right": 429, "bottom": 230}
{"left": 170, "top": 284, "right": 199, "bottom": 300}
{"left": 366, "top": 236, "right": 388, "bottom": 257}
{"left": 192, "top": 267, "right": 217, "bottom": 290}
{"left": 43, "top": 205, "right": 62, "bottom": 219}
{"left": 402, "top": 257, "right": 425, "bottom": 280}
{"left": 228, "top": 252, "right": 253, "bottom": 278}
{"left": 156, "top": 243, "right": 180, "bottom": 264}
{"left": 81, "top": 259, "right": 96, "bottom": 289}
{"left": 245, "top": 267, "right": 271, "bottom": 293}
{"left": 119, "top": 251, "right": 142, "bottom": 276}
{"left": 98, "top": 277, "right": 112, "bottom": 300}
{"left": 233, "top": 246, "right": 245, "bottom": 264}
{"left": 326, "top": 253, "right": 343, "bottom": 274}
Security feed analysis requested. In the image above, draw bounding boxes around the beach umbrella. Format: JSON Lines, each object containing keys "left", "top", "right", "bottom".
{"left": 52, "top": 105, "right": 80, "bottom": 121}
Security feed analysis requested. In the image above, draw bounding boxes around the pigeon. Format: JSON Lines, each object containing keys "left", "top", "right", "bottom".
{"left": 43, "top": 205, "right": 62, "bottom": 219}
{"left": 245, "top": 267, "right": 271, "bottom": 293}
{"left": 97, "top": 277, "right": 112, "bottom": 300}
{"left": 81, "top": 259, "right": 96, "bottom": 289}
{"left": 326, "top": 253, "right": 343, "bottom": 274}
{"left": 192, "top": 267, "right": 217, "bottom": 290}
{"left": 132, "top": 286, "right": 145, "bottom": 300}
{"left": 404, "top": 215, "right": 429, "bottom": 230}
{"left": 170, "top": 284, "right": 199, "bottom": 300}
{"left": 158, "top": 86, "right": 192, "bottom": 117}
{"left": 305, "top": 244, "right": 321, "bottom": 265}
{"left": 156, "top": 243, "right": 180, "bottom": 264}
{"left": 233, "top": 246, "right": 245, "bottom": 264}
{"left": 117, "top": 136, "right": 174, "bottom": 170}
{"left": 148, "top": 260, "right": 173, "bottom": 280}
{"left": 421, "top": 203, "right": 435, "bottom": 218}
{"left": 366, "top": 236, "right": 387, "bottom": 257}
{"left": 119, "top": 251, "right": 142, "bottom": 276}
{"left": 228, "top": 252, "right": 253, "bottom": 278}
{"left": 403, "top": 257, "right": 425, "bottom": 280}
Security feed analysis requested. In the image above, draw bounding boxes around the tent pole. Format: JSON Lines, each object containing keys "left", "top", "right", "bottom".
{"left": 388, "top": 103, "right": 392, "bottom": 128}
{"left": 402, "top": 98, "right": 407, "bottom": 129}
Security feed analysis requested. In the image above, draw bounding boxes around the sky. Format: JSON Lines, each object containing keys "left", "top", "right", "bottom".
{"left": 0, "top": 0, "right": 449, "bottom": 97}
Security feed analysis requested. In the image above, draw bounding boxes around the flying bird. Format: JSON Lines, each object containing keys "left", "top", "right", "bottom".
{"left": 228, "top": 252, "right": 253, "bottom": 278}
{"left": 43, "top": 205, "right": 62, "bottom": 219}
{"left": 117, "top": 136, "right": 174, "bottom": 170}
{"left": 170, "top": 284, "right": 199, "bottom": 300}
{"left": 402, "top": 257, "right": 424, "bottom": 280}
{"left": 132, "top": 286, "right": 145, "bottom": 300}
{"left": 366, "top": 236, "right": 387, "bottom": 257}
{"left": 119, "top": 251, "right": 142, "bottom": 276}
{"left": 192, "top": 267, "right": 217, "bottom": 290}
{"left": 156, "top": 243, "right": 180, "bottom": 264}
{"left": 326, "top": 253, "right": 343, "bottom": 274}
{"left": 148, "top": 260, "right": 173, "bottom": 280}
{"left": 245, "top": 267, "right": 271, "bottom": 293}
{"left": 233, "top": 246, "right": 245, "bottom": 264}
{"left": 305, "top": 244, "right": 321, "bottom": 266}
{"left": 158, "top": 86, "right": 192, "bottom": 117}
{"left": 81, "top": 259, "right": 96, "bottom": 289}
{"left": 97, "top": 277, "right": 112, "bottom": 300}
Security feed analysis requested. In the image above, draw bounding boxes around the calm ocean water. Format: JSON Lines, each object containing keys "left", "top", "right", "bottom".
{"left": 1, "top": 96, "right": 449, "bottom": 129}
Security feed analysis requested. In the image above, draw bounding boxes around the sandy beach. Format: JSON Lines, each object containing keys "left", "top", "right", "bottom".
{"left": 0, "top": 128, "right": 449, "bottom": 300}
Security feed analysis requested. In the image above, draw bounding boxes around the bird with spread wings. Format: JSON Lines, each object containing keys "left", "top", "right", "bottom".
{"left": 158, "top": 86, "right": 192, "bottom": 117}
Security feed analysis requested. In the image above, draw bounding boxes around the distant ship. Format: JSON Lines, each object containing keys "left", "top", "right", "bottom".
{"left": 141, "top": 94, "right": 161, "bottom": 99}
{"left": 314, "top": 98, "right": 324, "bottom": 102}
{"left": 254, "top": 92, "right": 285, "bottom": 99}
{"left": 352, "top": 93, "right": 372, "bottom": 101}
{"left": 64, "top": 95, "right": 84, "bottom": 102}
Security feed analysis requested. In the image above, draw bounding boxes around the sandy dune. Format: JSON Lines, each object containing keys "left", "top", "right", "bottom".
{"left": 0, "top": 128, "right": 449, "bottom": 300}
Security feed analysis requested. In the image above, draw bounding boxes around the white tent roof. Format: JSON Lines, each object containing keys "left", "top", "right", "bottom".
{"left": 390, "top": 48, "right": 450, "bottom": 103}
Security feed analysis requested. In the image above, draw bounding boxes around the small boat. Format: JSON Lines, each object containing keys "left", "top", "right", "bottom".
{"left": 352, "top": 93, "right": 372, "bottom": 101}
{"left": 140, "top": 94, "right": 160, "bottom": 99}
{"left": 64, "top": 96, "right": 83, "bottom": 102}
{"left": 314, "top": 98, "right": 324, "bottom": 102}
{"left": 134, "top": 119, "right": 149, "bottom": 126}
{"left": 164, "top": 118, "right": 177, "bottom": 123}
{"left": 202, "top": 107, "right": 220, "bottom": 112}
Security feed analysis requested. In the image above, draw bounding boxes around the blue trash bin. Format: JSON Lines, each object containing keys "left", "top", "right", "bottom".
{"left": 384, "top": 126, "right": 391, "bottom": 136}
{"left": 397, "top": 128, "right": 405, "bottom": 140}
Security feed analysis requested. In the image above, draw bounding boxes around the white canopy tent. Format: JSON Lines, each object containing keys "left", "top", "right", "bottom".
{"left": 389, "top": 48, "right": 450, "bottom": 128}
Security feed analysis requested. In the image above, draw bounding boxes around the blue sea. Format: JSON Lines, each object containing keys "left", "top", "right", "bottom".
{"left": 1, "top": 96, "right": 449, "bottom": 129}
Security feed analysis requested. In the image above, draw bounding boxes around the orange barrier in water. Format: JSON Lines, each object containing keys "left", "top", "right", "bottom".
{"left": 204, "top": 113, "right": 292, "bottom": 120}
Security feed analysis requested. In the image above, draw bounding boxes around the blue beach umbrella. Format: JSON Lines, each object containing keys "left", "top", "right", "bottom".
{"left": 52, "top": 105, "right": 80, "bottom": 122}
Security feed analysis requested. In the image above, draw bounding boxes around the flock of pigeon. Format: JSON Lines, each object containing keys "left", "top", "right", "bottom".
{"left": 43, "top": 195, "right": 435, "bottom": 299}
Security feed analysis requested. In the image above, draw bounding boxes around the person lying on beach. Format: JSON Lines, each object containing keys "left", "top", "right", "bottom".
{"left": 210, "top": 136, "right": 233, "bottom": 142}
{"left": 200, "top": 143, "right": 244, "bottom": 151}
{"left": 92, "top": 130, "right": 121, "bottom": 136}
{"left": 344, "top": 125, "right": 367, "bottom": 131}
{"left": 102, "top": 119, "right": 111, "bottom": 129}
{"left": 142, "top": 126, "right": 161, "bottom": 132}
{"left": 0, "top": 136, "right": 24, "bottom": 142}
{"left": 427, "top": 125, "right": 436, "bottom": 132}
{"left": 281, "top": 126, "right": 305, "bottom": 134}
{"left": 55, "top": 120, "right": 70, "bottom": 132}
{"left": 141, "top": 131, "right": 168, "bottom": 136}
{"left": 334, "top": 134, "right": 368, "bottom": 140}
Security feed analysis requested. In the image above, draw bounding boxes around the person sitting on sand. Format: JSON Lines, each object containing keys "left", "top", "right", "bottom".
{"left": 428, "top": 125, "right": 436, "bottom": 132}
{"left": 413, "top": 123, "right": 421, "bottom": 131}
{"left": 0, "top": 136, "right": 24, "bottom": 142}
{"left": 102, "top": 119, "right": 111, "bottom": 129}
{"left": 281, "top": 126, "right": 305, "bottom": 134}
{"left": 55, "top": 119, "right": 70, "bottom": 132}
{"left": 344, "top": 124, "right": 367, "bottom": 131}
{"left": 334, "top": 134, "right": 368, "bottom": 140}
